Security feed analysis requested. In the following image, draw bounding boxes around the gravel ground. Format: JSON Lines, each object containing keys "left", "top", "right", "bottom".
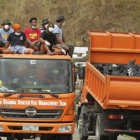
{"left": 73, "top": 127, "right": 135, "bottom": 140}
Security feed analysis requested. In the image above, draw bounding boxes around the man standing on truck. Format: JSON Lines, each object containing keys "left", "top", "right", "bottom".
{"left": 53, "top": 15, "right": 74, "bottom": 57}
{"left": 24, "top": 17, "right": 41, "bottom": 51}
{"left": 0, "top": 19, "right": 14, "bottom": 48}
{"left": 40, "top": 18, "right": 49, "bottom": 33}
{"left": 0, "top": 24, "right": 33, "bottom": 54}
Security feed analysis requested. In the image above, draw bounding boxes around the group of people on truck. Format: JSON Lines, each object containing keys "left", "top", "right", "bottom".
{"left": 0, "top": 16, "right": 74, "bottom": 57}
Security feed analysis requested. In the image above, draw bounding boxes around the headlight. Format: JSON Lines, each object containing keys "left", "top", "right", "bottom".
{"left": 57, "top": 125, "right": 72, "bottom": 132}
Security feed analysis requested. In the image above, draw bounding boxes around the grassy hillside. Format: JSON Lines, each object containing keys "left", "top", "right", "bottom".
{"left": 0, "top": 0, "right": 140, "bottom": 46}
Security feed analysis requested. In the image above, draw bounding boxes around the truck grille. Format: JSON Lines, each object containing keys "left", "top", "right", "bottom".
{"left": 8, "top": 126, "right": 53, "bottom": 131}
{"left": 0, "top": 109, "right": 63, "bottom": 120}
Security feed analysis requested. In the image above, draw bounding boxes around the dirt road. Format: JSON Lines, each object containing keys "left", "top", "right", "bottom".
{"left": 73, "top": 127, "right": 135, "bottom": 140}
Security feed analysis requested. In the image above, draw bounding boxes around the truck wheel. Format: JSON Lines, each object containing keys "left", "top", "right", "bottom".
{"left": 136, "top": 137, "right": 140, "bottom": 140}
{"left": 96, "top": 115, "right": 109, "bottom": 140}
{"left": 109, "top": 135, "right": 117, "bottom": 140}
{"left": 7, "top": 138, "right": 14, "bottom": 140}
{"left": 78, "top": 106, "right": 88, "bottom": 140}
{"left": 59, "top": 134, "right": 72, "bottom": 140}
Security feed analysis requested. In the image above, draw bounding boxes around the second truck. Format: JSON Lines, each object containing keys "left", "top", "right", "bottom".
{"left": 77, "top": 31, "right": 140, "bottom": 140}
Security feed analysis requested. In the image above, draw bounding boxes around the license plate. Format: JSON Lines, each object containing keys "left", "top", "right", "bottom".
{"left": 23, "top": 125, "right": 39, "bottom": 131}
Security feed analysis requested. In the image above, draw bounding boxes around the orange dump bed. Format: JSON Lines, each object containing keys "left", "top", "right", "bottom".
{"left": 84, "top": 31, "right": 140, "bottom": 110}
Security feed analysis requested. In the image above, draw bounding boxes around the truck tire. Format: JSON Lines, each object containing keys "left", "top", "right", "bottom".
{"left": 7, "top": 138, "right": 14, "bottom": 140}
{"left": 109, "top": 135, "right": 117, "bottom": 140}
{"left": 59, "top": 134, "right": 72, "bottom": 140}
{"left": 96, "top": 114, "right": 109, "bottom": 140}
{"left": 136, "top": 137, "right": 140, "bottom": 140}
{"left": 78, "top": 105, "right": 88, "bottom": 140}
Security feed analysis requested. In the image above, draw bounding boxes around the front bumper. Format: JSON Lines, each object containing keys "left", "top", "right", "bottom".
{"left": 0, "top": 122, "right": 74, "bottom": 134}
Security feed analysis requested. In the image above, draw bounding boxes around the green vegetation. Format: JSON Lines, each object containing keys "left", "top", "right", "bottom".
{"left": 0, "top": 0, "right": 140, "bottom": 46}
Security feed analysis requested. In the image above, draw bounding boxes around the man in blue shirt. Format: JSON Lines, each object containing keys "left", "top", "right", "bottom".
{"left": 53, "top": 15, "right": 74, "bottom": 57}
{"left": 0, "top": 24, "right": 33, "bottom": 54}
{"left": 0, "top": 19, "right": 14, "bottom": 47}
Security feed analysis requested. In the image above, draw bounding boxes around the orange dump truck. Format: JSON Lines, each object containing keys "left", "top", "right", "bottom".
{"left": 0, "top": 54, "right": 75, "bottom": 140}
{"left": 77, "top": 31, "right": 140, "bottom": 140}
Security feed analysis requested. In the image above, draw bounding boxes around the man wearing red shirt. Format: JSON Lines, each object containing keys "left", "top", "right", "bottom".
{"left": 24, "top": 17, "right": 41, "bottom": 51}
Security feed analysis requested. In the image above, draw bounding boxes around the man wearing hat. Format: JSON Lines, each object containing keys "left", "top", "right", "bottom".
{"left": 0, "top": 19, "right": 14, "bottom": 47}
{"left": 53, "top": 15, "right": 74, "bottom": 57}
{"left": 0, "top": 24, "right": 33, "bottom": 54}
{"left": 40, "top": 18, "right": 49, "bottom": 33}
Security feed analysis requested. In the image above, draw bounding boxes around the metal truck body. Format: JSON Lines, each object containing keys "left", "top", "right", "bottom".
{"left": 0, "top": 54, "right": 75, "bottom": 140}
{"left": 77, "top": 31, "right": 140, "bottom": 140}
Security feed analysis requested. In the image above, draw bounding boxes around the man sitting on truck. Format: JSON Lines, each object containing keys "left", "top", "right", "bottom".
{"left": 0, "top": 24, "right": 33, "bottom": 54}
{"left": 40, "top": 23, "right": 65, "bottom": 55}
{"left": 0, "top": 19, "right": 14, "bottom": 48}
{"left": 24, "top": 17, "right": 41, "bottom": 51}
{"left": 40, "top": 18, "right": 49, "bottom": 33}
{"left": 53, "top": 15, "right": 74, "bottom": 57}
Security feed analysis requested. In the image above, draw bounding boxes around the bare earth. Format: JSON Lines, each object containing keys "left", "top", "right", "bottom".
{"left": 73, "top": 127, "right": 135, "bottom": 140}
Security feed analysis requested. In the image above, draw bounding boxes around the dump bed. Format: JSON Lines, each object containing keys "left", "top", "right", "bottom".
{"left": 84, "top": 31, "right": 140, "bottom": 110}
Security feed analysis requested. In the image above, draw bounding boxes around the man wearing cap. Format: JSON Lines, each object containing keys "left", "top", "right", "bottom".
{"left": 0, "top": 19, "right": 14, "bottom": 47}
{"left": 40, "top": 18, "right": 49, "bottom": 33}
{"left": 53, "top": 15, "right": 74, "bottom": 57}
{"left": 0, "top": 24, "right": 33, "bottom": 54}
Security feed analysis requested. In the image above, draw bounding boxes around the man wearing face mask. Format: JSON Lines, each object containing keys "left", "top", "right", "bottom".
{"left": 53, "top": 15, "right": 74, "bottom": 57}
{"left": 0, "top": 24, "right": 33, "bottom": 54}
{"left": 40, "top": 18, "right": 49, "bottom": 33}
{"left": 24, "top": 17, "right": 41, "bottom": 51}
{"left": 40, "top": 23, "right": 64, "bottom": 55}
{"left": 0, "top": 19, "right": 14, "bottom": 48}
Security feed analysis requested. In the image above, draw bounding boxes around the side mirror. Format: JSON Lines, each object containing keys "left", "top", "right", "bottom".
{"left": 78, "top": 66, "right": 85, "bottom": 79}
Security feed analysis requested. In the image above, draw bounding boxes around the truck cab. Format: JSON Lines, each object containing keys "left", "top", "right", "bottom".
{"left": 0, "top": 54, "right": 75, "bottom": 140}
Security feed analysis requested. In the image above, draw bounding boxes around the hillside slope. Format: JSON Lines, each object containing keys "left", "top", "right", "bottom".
{"left": 0, "top": 0, "right": 140, "bottom": 46}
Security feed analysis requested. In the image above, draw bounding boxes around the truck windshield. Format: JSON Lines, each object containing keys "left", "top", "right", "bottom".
{"left": 0, "top": 58, "right": 73, "bottom": 94}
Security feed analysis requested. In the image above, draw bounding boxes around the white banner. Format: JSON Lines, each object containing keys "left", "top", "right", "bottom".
{"left": 0, "top": 99, "right": 67, "bottom": 106}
